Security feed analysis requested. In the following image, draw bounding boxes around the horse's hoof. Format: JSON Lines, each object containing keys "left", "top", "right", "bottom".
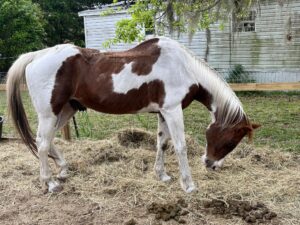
{"left": 160, "top": 174, "right": 171, "bottom": 182}
{"left": 48, "top": 181, "right": 63, "bottom": 193}
{"left": 181, "top": 181, "right": 197, "bottom": 193}
{"left": 156, "top": 172, "right": 171, "bottom": 182}
{"left": 185, "top": 185, "right": 197, "bottom": 193}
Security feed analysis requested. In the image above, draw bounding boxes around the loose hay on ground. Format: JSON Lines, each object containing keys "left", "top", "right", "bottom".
{"left": 0, "top": 129, "right": 299, "bottom": 225}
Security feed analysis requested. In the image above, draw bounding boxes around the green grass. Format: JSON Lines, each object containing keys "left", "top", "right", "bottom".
{"left": 0, "top": 91, "right": 299, "bottom": 153}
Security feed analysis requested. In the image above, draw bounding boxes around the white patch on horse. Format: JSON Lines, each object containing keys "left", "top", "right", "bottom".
{"left": 211, "top": 158, "right": 225, "bottom": 170}
{"left": 201, "top": 154, "right": 225, "bottom": 170}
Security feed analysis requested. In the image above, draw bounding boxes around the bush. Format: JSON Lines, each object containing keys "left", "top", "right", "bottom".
{"left": 227, "top": 64, "right": 255, "bottom": 83}
{"left": 0, "top": 0, "right": 45, "bottom": 71}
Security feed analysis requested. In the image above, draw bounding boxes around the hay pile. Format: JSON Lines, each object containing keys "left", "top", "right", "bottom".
{"left": 0, "top": 128, "right": 299, "bottom": 225}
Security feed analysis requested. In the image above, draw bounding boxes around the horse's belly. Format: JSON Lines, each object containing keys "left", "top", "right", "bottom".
{"left": 79, "top": 96, "right": 161, "bottom": 114}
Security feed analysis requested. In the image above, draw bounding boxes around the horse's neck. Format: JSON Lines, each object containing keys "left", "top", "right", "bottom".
{"left": 194, "top": 83, "right": 214, "bottom": 111}
{"left": 194, "top": 82, "right": 244, "bottom": 126}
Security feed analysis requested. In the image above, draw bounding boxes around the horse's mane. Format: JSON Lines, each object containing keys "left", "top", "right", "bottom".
{"left": 177, "top": 40, "right": 247, "bottom": 127}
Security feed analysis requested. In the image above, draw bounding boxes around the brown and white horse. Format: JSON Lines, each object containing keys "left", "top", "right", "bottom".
{"left": 7, "top": 37, "right": 259, "bottom": 193}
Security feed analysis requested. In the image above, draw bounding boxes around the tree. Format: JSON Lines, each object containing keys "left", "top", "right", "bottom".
{"left": 0, "top": 0, "right": 45, "bottom": 71}
{"left": 33, "top": 0, "right": 113, "bottom": 47}
{"left": 108, "top": 0, "right": 262, "bottom": 44}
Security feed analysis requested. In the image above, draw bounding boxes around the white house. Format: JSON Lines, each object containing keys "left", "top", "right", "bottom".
{"left": 79, "top": 1, "right": 300, "bottom": 83}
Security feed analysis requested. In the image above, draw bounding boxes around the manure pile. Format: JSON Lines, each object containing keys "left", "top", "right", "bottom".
{"left": 0, "top": 129, "right": 299, "bottom": 225}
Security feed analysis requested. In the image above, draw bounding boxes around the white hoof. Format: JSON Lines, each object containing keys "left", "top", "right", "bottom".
{"left": 48, "top": 180, "right": 63, "bottom": 193}
{"left": 181, "top": 180, "right": 196, "bottom": 193}
{"left": 185, "top": 185, "right": 197, "bottom": 193}
{"left": 160, "top": 174, "right": 172, "bottom": 182}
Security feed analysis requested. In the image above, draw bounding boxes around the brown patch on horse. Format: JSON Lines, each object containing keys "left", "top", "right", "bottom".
{"left": 51, "top": 54, "right": 82, "bottom": 115}
{"left": 51, "top": 38, "right": 164, "bottom": 115}
{"left": 181, "top": 84, "right": 213, "bottom": 110}
{"left": 79, "top": 48, "right": 101, "bottom": 62}
{"left": 103, "top": 38, "right": 161, "bottom": 75}
{"left": 76, "top": 79, "right": 165, "bottom": 114}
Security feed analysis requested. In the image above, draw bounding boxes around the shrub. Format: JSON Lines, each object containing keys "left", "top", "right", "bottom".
{"left": 227, "top": 64, "right": 255, "bottom": 83}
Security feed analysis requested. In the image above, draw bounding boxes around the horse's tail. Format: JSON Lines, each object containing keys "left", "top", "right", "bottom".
{"left": 6, "top": 49, "right": 49, "bottom": 158}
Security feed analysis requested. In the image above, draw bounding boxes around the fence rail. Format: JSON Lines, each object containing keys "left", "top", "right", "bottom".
{"left": 229, "top": 82, "right": 300, "bottom": 91}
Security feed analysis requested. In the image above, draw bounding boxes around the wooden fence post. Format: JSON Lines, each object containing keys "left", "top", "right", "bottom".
{"left": 61, "top": 122, "right": 71, "bottom": 141}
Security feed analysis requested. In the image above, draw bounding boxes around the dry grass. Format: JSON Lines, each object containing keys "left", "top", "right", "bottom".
{"left": 0, "top": 129, "right": 299, "bottom": 225}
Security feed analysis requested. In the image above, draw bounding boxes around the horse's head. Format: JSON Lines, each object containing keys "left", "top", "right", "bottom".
{"left": 202, "top": 119, "right": 260, "bottom": 170}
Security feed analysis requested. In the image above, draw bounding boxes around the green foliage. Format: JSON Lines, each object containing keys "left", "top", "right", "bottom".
{"left": 227, "top": 64, "right": 255, "bottom": 83}
{"left": 103, "top": 18, "right": 145, "bottom": 47}
{"left": 108, "top": 0, "right": 258, "bottom": 44}
{"left": 0, "top": 0, "right": 45, "bottom": 71}
{"left": 102, "top": 1, "right": 156, "bottom": 47}
{"left": 33, "top": 0, "right": 113, "bottom": 47}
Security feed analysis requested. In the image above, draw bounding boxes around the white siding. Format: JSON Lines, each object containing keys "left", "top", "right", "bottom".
{"left": 82, "top": 11, "right": 137, "bottom": 51}
{"left": 205, "top": 0, "right": 300, "bottom": 82}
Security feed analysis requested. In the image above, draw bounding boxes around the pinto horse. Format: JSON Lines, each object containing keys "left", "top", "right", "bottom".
{"left": 7, "top": 37, "right": 259, "bottom": 193}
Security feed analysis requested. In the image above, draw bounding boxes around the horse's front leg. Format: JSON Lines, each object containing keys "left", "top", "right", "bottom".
{"left": 154, "top": 113, "right": 171, "bottom": 182}
{"left": 160, "top": 106, "right": 196, "bottom": 193}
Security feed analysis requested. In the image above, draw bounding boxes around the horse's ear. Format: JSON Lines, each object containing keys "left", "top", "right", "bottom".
{"left": 247, "top": 128, "right": 254, "bottom": 144}
{"left": 252, "top": 123, "right": 261, "bottom": 130}
{"left": 246, "top": 123, "right": 261, "bottom": 143}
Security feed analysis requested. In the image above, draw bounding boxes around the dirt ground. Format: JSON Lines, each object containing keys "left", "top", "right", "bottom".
{"left": 0, "top": 129, "right": 299, "bottom": 225}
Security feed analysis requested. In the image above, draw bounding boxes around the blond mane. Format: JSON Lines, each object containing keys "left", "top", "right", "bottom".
{"left": 180, "top": 42, "right": 246, "bottom": 127}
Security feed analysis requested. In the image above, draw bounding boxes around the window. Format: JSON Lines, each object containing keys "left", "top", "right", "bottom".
{"left": 235, "top": 11, "right": 256, "bottom": 32}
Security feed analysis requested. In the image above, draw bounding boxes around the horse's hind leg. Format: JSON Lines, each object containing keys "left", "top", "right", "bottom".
{"left": 160, "top": 106, "right": 196, "bottom": 193}
{"left": 36, "top": 122, "right": 68, "bottom": 181}
{"left": 37, "top": 115, "right": 62, "bottom": 193}
{"left": 50, "top": 144, "right": 68, "bottom": 181}
{"left": 50, "top": 103, "right": 77, "bottom": 181}
{"left": 155, "top": 113, "right": 171, "bottom": 181}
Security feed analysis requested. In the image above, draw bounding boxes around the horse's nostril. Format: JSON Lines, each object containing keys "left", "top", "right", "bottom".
{"left": 205, "top": 158, "right": 214, "bottom": 167}
{"left": 212, "top": 165, "right": 216, "bottom": 170}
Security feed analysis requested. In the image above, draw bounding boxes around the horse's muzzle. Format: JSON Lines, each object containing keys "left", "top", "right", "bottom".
{"left": 201, "top": 155, "right": 223, "bottom": 170}
{"left": 205, "top": 158, "right": 215, "bottom": 168}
